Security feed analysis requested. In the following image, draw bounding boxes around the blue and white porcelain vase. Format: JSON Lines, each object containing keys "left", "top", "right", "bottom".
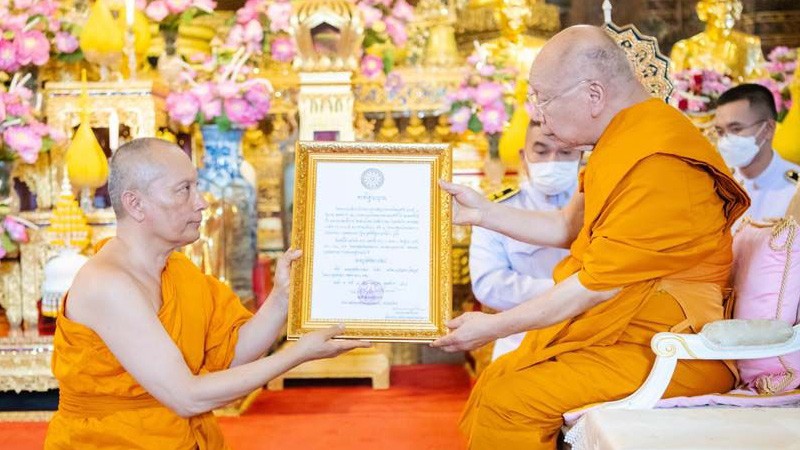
{"left": 199, "top": 125, "right": 256, "bottom": 302}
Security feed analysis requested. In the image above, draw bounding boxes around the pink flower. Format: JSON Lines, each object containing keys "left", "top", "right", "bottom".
{"left": 217, "top": 81, "right": 239, "bottom": 99}
{"left": 3, "top": 216, "right": 27, "bottom": 243}
{"left": 267, "top": 1, "right": 292, "bottom": 33}
{"left": 4, "top": 15, "right": 28, "bottom": 33}
{"left": 473, "top": 81, "right": 503, "bottom": 107}
{"left": 15, "top": 31, "right": 50, "bottom": 66}
{"left": 0, "top": 98, "right": 5, "bottom": 123}
{"left": 136, "top": 0, "right": 147, "bottom": 9}
{"left": 386, "top": 71, "right": 404, "bottom": 96}
{"left": 478, "top": 104, "right": 508, "bottom": 134}
{"left": 0, "top": 40, "right": 20, "bottom": 73}
{"left": 236, "top": 3, "right": 259, "bottom": 24}
{"left": 449, "top": 107, "right": 472, "bottom": 133}
{"left": 192, "top": 0, "right": 215, "bottom": 12}
{"left": 13, "top": 0, "right": 35, "bottom": 9}
{"left": 200, "top": 99, "right": 222, "bottom": 121}
{"left": 477, "top": 64, "right": 496, "bottom": 77}
{"left": 270, "top": 36, "right": 296, "bottom": 63}
{"left": 243, "top": 19, "right": 264, "bottom": 45}
{"left": 191, "top": 82, "right": 215, "bottom": 103}
{"left": 385, "top": 17, "right": 407, "bottom": 47}
{"left": 3, "top": 126, "right": 42, "bottom": 163}
{"left": 358, "top": 3, "right": 382, "bottom": 28}
{"left": 360, "top": 54, "right": 383, "bottom": 78}
{"left": 391, "top": 0, "right": 414, "bottom": 21}
{"left": 54, "top": 32, "right": 79, "bottom": 54}
{"left": 165, "top": 0, "right": 192, "bottom": 14}
{"left": 0, "top": 245, "right": 7, "bottom": 259}
{"left": 28, "top": 121, "right": 50, "bottom": 137}
{"left": 244, "top": 82, "right": 270, "bottom": 115}
{"left": 145, "top": 0, "right": 169, "bottom": 22}
{"left": 224, "top": 98, "right": 258, "bottom": 127}
{"left": 768, "top": 46, "right": 792, "bottom": 62}
{"left": 227, "top": 23, "right": 245, "bottom": 47}
{"left": 166, "top": 92, "right": 200, "bottom": 126}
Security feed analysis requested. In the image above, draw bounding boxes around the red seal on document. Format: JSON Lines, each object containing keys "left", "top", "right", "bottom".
{"left": 357, "top": 280, "right": 384, "bottom": 304}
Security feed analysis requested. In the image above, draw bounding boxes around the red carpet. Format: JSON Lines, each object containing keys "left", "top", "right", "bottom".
{"left": 0, "top": 364, "right": 470, "bottom": 450}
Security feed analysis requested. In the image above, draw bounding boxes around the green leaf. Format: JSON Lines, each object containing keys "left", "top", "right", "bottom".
{"left": 181, "top": 9, "right": 198, "bottom": 25}
{"left": 382, "top": 48, "right": 395, "bottom": 74}
{"left": 40, "top": 137, "right": 53, "bottom": 153}
{"left": 0, "top": 232, "right": 15, "bottom": 252}
{"left": 57, "top": 50, "right": 84, "bottom": 63}
{"left": 467, "top": 115, "right": 483, "bottom": 133}
{"left": 214, "top": 114, "right": 232, "bottom": 132}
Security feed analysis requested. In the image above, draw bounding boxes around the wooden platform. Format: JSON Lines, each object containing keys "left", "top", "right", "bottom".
{"left": 267, "top": 343, "right": 392, "bottom": 391}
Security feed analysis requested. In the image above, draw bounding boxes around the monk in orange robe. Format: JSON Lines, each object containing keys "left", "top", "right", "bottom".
{"left": 433, "top": 26, "right": 750, "bottom": 449}
{"left": 45, "top": 138, "right": 368, "bottom": 450}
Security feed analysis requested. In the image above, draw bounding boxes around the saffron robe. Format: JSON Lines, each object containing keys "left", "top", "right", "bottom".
{"left": 45, "top": 243, "right": 252, "bottom": 450}
{"left": 460, "top": 98, "right": 751, "bottom": 449}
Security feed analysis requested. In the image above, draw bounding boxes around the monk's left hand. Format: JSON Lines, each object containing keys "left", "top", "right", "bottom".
{"left": 272, "top": 248, "right": 303, "bottom": 303}
{"left": 430, "top": 312, "right": 501, "bottom": 352}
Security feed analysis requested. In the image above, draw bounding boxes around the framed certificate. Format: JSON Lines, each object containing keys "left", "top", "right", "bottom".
{"left": 288, "top": 141, "right": 452, "bottom": 342}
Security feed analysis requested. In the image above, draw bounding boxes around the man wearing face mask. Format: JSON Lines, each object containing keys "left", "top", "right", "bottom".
{"left": 715, "top": 83, "right": 800, "bottom": 220}
{"left": 469, "top": 120, "right": 580, "bottom": 361}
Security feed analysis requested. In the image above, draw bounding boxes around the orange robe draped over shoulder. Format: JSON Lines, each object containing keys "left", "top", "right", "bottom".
{"left": 45, "top": 244, "right": 253, "bottom": 450}
{"left": 459, "top": 99, "right": 750, "bottom": 449}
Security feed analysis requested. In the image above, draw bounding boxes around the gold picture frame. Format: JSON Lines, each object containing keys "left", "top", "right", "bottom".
{"left": 288, "top": 141, "right": 452, "bottom": 342}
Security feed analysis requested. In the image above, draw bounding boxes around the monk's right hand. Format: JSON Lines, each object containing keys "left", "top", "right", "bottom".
{"left": 438, "top": 180, "right": 489, "bottom": 226}
{"left": 272, "top": 248, "right": 303, "bottom": 303}
{"left": 291, "top": 324, "right": 371, "bottom": 363}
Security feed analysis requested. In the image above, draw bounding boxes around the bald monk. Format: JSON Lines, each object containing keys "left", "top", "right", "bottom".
{"left": 45, "top": 138, "right": 369, "bottom": 449}
{"left": 432, "top": 25, "right": 750, "bottom": 449}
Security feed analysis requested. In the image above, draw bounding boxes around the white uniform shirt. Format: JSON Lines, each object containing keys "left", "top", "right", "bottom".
{"left": 469, "top": 182, "right": 574, "bottom": 360}
{"left": 734, "top": 152, "right": 800, "bottom": 221}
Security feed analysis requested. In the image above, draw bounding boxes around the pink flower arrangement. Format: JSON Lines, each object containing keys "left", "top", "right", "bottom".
{"left": 0, "top": 215, "right": 34, "bottom": 259}
{"left": 756, "top": 46, "right": 797, "bottom": 122}
{"left": 447, "top": 44, "right": 517, "bottom": 138}
{"left": 0, "top": 0, "right": 84, "bottom": 71}
{"left": 359, "top": 0, "right": 414, "bottom": 78}
{"left": 145, "top": 0, "right": 216, "bottom": 32}
{"left": 165, "top": 51, "right": 272, "bottom": 130}
{"left": 0, "top": 75, "right": 63, "bottom": 164}
{"left": 669, "top": 69, "right": 733, "bottom": 114}
{"left": 226, "top": 0, "right": 296, "bottom": 65}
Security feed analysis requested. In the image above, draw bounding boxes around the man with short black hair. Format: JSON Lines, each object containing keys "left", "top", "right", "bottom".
{"left": 715, "top": 83, "right": 799, "bottom": 220}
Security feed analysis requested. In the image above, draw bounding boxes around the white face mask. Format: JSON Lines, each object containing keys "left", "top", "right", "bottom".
{"left": 526, "top": 160, "right": 579, "bottom": 196}
{"left": 717, "top": 123, "right": 766, "bottom": 168}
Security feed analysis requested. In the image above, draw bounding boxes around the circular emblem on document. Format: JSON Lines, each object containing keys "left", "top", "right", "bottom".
{"left": 360, "top": 168, "right": 384, "bottom": 190}
{"left": 357, "top": 280, "right": 384, "bottom": 305}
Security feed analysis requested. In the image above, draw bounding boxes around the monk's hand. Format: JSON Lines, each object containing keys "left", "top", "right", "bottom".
{"left": 272, "top": 248, "right": 303, "bottom": 304}
{"left": 292, "top": 324, "right": 372, "bottom": 363}
{"left": 438, "top": 180, "right": 488, "bottom": 226}
{"left": 430, "top": 312, "right": 500, "bottom": 352}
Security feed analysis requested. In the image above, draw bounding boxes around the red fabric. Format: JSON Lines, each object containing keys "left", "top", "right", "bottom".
{"left": 1, "top": 365, "right": 469, "bottom": 450}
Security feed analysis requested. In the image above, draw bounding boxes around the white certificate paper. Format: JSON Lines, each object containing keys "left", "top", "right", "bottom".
{"left": 309, "top": 161, "right": 432, "bottom": 322}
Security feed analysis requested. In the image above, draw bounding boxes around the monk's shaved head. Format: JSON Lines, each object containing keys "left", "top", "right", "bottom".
{"left": 107, "top": 138, "right": 182, "bottom": 218}
{"left": 531, "top": 25, "right": 636, "bottom": 91}
{"left": 527, "top": 25, "right": 649, "bottom": 148}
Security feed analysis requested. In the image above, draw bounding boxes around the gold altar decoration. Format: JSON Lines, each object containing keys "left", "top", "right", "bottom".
{"left": 65, "top": 74, "right": 109, "bottom": 193}
{"left": 669, "top": 0, "right": 767, "bottom": 82}
{"left": 455, "top": 0, "right": 559, "bottom": 51}
{"left": 415, "top": 0, "right": 462, "bottom": 67}
{"left": 288, "top": 141, "right": 452, "bottom": 342}
{"left": 35, "top": 80, "right": 167, "bottom": 209}
{"left": 482, "top": 0, "right": 548, "bottom": 83}
{"left": 46, "top": 176, "right": 91, "bottom": 251}
{"left": 291, "top": 0, "right": 365, "bottom": 72}
{"left": 79, "top": 0, "right": 125, "bottom": 79}
{"left": 604, "top": 22, "right": 674, "bottom": 101}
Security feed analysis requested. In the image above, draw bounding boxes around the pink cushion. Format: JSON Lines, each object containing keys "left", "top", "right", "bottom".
{"left": 732, "top": 218, "right": 800, "bottom": 394}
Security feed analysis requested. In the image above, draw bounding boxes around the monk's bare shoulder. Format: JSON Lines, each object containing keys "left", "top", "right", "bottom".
{"left": 66, "top": 250, "right": 145, "bottom": 329}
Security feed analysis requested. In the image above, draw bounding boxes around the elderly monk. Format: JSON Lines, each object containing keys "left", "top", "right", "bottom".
{"left": 45, "top": 138, "right": 369, "bottom": 450}
{"left": 432, "top": 25, "right": 750, "bottom": 449}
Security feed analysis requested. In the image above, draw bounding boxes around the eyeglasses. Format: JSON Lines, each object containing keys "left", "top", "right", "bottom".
{"left": 714, "top": 119, "right": 766, "bottom": 138}
{"left": 527, "top": 79, "right": 592, "bottom": 121}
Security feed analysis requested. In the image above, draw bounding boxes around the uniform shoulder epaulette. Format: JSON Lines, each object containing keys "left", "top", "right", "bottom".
{"left": 487, "top": 185, "right": 520, "bottom": 203}
{"left": 786, "top": 169, "right": 798, "bottom": 185}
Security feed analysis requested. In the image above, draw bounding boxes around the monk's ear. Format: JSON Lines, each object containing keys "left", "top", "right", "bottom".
{"left": 121, "top": 190, "right": 145, "bottom": 222}
{"left": 587, "top": 81, "right": 606, "bottom": 118}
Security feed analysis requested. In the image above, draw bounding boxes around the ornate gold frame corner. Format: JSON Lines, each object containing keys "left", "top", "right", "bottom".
{"left": 288, "top": 141, "right": 452, "bottom": 342}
